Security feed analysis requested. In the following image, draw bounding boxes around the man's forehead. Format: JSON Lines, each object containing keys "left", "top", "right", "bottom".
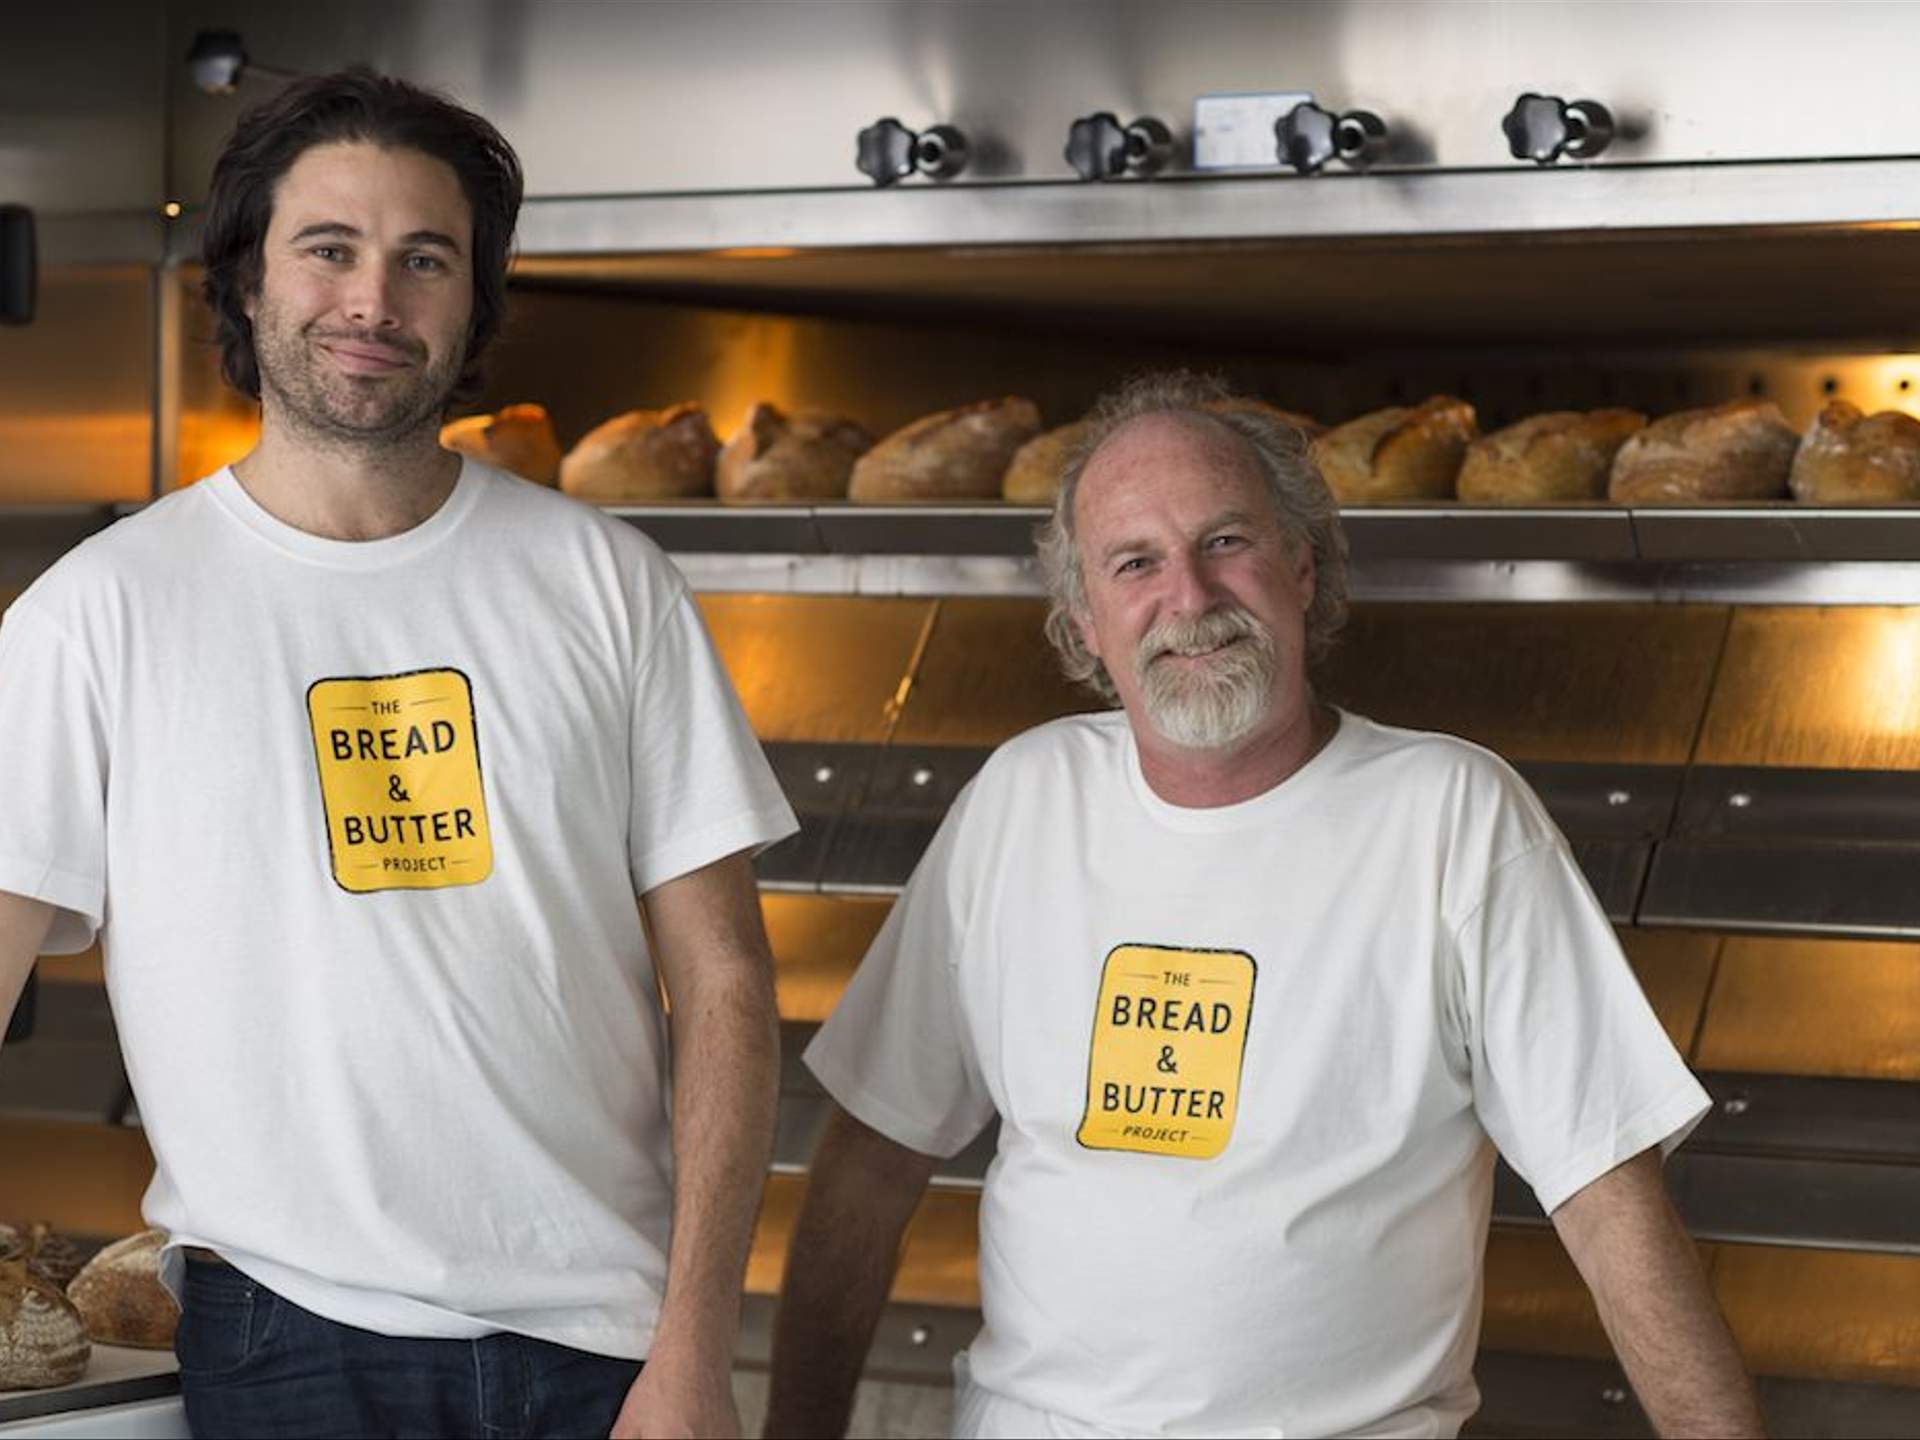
{"left": 1077, "top": 413, "right": 1268, "bottom": 530}
{"left": 270, "top": 141, "right": 470, "bottom": 239}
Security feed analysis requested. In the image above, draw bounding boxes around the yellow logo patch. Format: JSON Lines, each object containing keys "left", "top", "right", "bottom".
{"left": 306, "top": 668, "right": 493, "bottom": 894}
{"left": 1077, "top": 944, "right": 1257, "bottom": 1160}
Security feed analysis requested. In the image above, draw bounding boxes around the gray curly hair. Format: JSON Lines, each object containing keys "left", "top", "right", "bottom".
{"left": 1036, "top": 371, "right": 1349, "bottom": 703}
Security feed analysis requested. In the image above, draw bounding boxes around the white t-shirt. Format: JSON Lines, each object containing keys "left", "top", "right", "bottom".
{"left": 806, "top": 710, "right": 1707, "bottom": 1439}
{"left": 0, "top": 463, "right": 796, "bottom": 1358}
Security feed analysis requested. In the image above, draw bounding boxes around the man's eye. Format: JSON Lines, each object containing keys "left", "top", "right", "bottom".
{"left": 1115, "top": 557, "right": 1149, "bottom": 576}
{"left": 1207, "top": 534, "right": 1248, "bottom": 551}
{"left": 404, "top": 253, "right": 445, "bottom": 273}
{"left": 310, "top": 245, "right": 345, "bottom": 262}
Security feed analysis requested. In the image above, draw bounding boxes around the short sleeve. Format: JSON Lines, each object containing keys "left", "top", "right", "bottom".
{"left": 805, "top": 788, "right": 995, "bottom": 1159}
{"left": 0, "top": 603, "right": 110, "bottom": 952}
{"left": 625, "top": 588, "right": 796, "bottom": 895}
{"left": 1458, "top": 841, "right": 1709, "bottom": 1215}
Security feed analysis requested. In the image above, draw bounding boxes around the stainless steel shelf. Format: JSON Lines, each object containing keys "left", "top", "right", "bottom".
{"left": 497, "top": 159, "right": 1920, "bottom": 259}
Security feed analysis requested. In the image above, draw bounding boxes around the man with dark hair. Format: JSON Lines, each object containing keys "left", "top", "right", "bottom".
{"left": 765, "top": 375, "right": 1766, "bottom": 1439}
{"left": 0, "top": 70, "right": 794, "bottom": 1438}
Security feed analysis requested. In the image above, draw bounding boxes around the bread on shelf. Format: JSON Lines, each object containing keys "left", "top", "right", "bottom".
{"left": 849, "top": 397, "right": 1042, "bottom": 502}
{"left": 1607, "top": 398, "right": 1798, "bottom": 503}
{"left": 717, "top": 404, "right": 873, "bottom": 503}
{"left": 66, "top": 1230, "right": 179, "bottom": 1351}
{"left": 1002, "top": 420, "right": 1095, "bottom": 505}
{"left": 559, "top": 404, "right": 721, "bottom": 502}
{"left": 0, "top": 1257, "right": 88, "bottom": 1389}
{"left": 1789, "top": 399, "right": 1920, "bottom": 504}
{"left": 1457, "top": 409, "right": 1648, "bottom": 503}
{"left": 439, "top": 403, "right": 562, "bottom": 487}
{"left": 1310, "top": 397, "right": 1478, "bottom": 503}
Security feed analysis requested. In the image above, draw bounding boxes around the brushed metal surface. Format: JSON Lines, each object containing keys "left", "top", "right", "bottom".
{"left": 1640, "top": 843, "right": 1920, "bottom": 938}
{"left": 164, "top": 2, "right": 1920, "bottom": 199}
{"left": 1696, "top": 608, "right": 1920, "bottom": 770}
{"left": 1318, "top": 604, "right": 1731, "bottom": 765}
{"left": 890, "top": 598, "right": 1101, "bottom": 747}
{"left": 1715, "top": 1245, "right": 1920, "bottom": 1386}
{"left": 749, "top": 1173, "right": 981, "bottom": 1308}
{"left": 763, "top": 892, "right": 890, "bottom": 1023}
{"left": 1618, "top": 929, "right": 1719, "bottom": 1057}
{"left": 1694, "top": 937, "right": 1920, "bottom": 1080}
{"left": 0, "top": 269, "right": 154, "bottom": 502}
{"left": 694, "top": 593, "right": 933, "bottom": 743}
{"left": 2, "top": 5, "right": 164, "bottom": 214}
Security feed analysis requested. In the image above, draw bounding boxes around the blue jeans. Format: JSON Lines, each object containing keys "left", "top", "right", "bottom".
{"left": 176, "top": 1255, "right": 642, "bottom": 1439}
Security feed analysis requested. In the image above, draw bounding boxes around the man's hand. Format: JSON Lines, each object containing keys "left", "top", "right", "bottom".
{"left": 610, "top": 1346, "right": 740, "bottom": 1439}
{"left": 1552, "top": 1146, "right": 1767, "bottom": 1438}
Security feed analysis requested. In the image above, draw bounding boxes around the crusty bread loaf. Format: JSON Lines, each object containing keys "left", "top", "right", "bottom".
{"left": 1310, "top": 397, "right": 1477, "bottom": 503}
{"left": 67, "top": 1231, "right": 178, "bottom": 1350}
{"left": 559, "top": 405, "right": 720, "bottom": 502}
{"left": 1789, "top": 399, "right": 1920, "bottom": 504}
{"left": 0, "top": 1258, "right": 88, "bottom": 1389}
{"left": 1204, "top": 398, "right": 1324, "bottom": 439}
{"left": 1003, "top": 420, "right": 1095, "bottom": 505}
{"left": 439, "top": 403, "right": 562, "bottom": 487}
{"left": 1608, "top": 399, "right": 1797, "bottom": 503}
{"left": 849, "top": 397, "right": 1042, "bottom": 502}
{"left": 717, "top": 404, "right": 872, "bottom": 503}
{"left": 0, "top": 1222, "right": 84, "bottom": 1290}
{"left": 1457, "top": 409, "right": 1647, "bottom": 503}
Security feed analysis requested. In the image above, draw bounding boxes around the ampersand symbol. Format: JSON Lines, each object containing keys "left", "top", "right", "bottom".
{"left": 388, "top": 775, "right": 411, "bottom": 803}
{"left": 1157, "top": 1045, "right": 1178, "bottom": 1074}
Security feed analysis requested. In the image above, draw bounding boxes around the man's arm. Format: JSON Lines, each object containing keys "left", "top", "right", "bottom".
{"left": 1552, "top": 1147, "right": 1766, "bottom": 1438}
{"left": 611, "top": 849, "right": 781, "bottom": 1440}
{"left": 0, "top": 890, "right": 54, "bottom": 1052}
{"left": 763, "top": 1103, "right": 938, "bottom": 1439}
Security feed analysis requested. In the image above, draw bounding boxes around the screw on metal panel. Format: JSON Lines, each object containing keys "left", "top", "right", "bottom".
{"left": 909, "top": 1325, "right": 932, "bottom": 1346}
{"left": 1727, "top": 791, "right": 1753, "bottom": 809}
{"left": 1722, "top": 1096, "right": 1749, "bottom": 1117}
{"left": 911, "top": 767, "right": 935, "bottom": 787}
{"left": 813, "top": 765, "right": 834, "bottom": 784}
{"left": 1606, "top": 790, "right": 1631, "bottom": 807}
{"left": 1600, "top": 1386, "right": 1628, "bottom": 1406}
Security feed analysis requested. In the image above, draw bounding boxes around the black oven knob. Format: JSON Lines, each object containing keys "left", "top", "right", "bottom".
{"left": 1502, "top": 93, "right": 1615, "bottom": 164}
{"left": 1276, "top": 102, "right": 1388, "bottom": 174}
{"left": 1066, "top": 112, "right": 1174, "bottom": 180}
{"left": 856, "top": 118, "right": 970, "bottom": 186}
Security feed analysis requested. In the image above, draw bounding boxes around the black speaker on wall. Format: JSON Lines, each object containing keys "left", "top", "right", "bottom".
{"left": 1, "top": 204, "right": 36, "bottom": 325}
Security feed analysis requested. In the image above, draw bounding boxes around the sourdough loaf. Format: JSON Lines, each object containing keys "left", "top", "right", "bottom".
{"left": 717, "top": 404, "right": 872, "bottom": 503}
{"left": 1457, "top": 409, "right": 1647, "bottom": 503}
{"left": 1789, "top": 399, "right": 1920, "bottom": 504}
{"left": 0, "top": 1258, "right": 88, "bottom": 1389}
{"left": 1607, "top": 399, "right": 1797, "bottom": 503}
{"left": 559, "top": 405, "right": 721, "bottom": 502}
{"left": 439, "top": 403, "right": 562, "bottom": 487}
{"left": 67, "top": 1231, "right": 178, "bottom": 1350}
{"left": 1003, "top": 420, "right": 1096, "bottom": 505}
{"left": 849, "top": 397, "right": 1042, "bottom": 502}
{"left": 1310, "top": 397, "right": 1477, "bottom": 503}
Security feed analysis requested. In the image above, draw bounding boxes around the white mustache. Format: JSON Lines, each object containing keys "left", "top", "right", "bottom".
{"left": 1138, "top": 608, "right": 1263, "bottom": 669}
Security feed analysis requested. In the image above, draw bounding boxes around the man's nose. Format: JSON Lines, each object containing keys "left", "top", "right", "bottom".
{"left": 1161, "top": 547, "right": 1221, "bottom": 616}
{"left": 341, "top": 263, "right": 401, "bottom": 329}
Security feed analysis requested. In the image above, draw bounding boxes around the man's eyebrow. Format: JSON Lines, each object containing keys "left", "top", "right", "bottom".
{"left": 285, "top": 222, "right": 462, "bottom": 254}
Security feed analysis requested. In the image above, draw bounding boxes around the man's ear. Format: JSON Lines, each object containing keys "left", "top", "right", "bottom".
{"left": 1293, "top": 537, "right": 1317, "bottom": 613}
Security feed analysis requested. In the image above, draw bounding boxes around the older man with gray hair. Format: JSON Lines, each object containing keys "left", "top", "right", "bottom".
{"left": 764, "top": 373, "right": 1766, "bottom": 1440}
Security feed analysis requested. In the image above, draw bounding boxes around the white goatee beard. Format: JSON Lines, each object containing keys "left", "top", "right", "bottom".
{"left": 1133, "top": 605, "right": 1278, "bottom": 750}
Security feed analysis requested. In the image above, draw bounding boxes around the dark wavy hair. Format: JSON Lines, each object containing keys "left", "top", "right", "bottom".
{"left": 200, "top": 67, "right": 524, "bottom": 406}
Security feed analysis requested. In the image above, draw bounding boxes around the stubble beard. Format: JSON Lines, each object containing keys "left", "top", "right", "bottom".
{"left": 1134, "top": 605, "right": 1279, "bottom": 750}
{"left": 251, "top": 295, "right": 464, "bottom": 454}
